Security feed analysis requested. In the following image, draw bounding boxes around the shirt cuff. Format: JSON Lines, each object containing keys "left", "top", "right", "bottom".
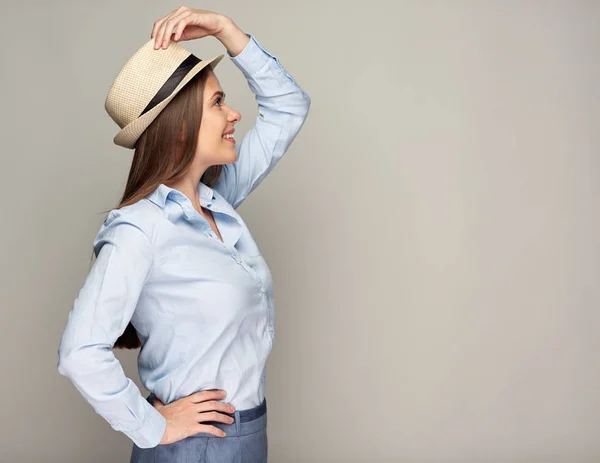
{"left": 125, "top": 403, "right": 167, "bottom": 449}
{"left": 227, "top": 33, "right": 274, "bottom": 79}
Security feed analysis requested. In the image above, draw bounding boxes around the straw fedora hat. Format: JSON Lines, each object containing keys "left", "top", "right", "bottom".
{"left": 105, "top": 37, "right": 225, "bottom": 149}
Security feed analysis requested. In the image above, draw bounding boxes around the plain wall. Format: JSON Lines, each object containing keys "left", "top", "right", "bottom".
{"left": 1, "top": 0, "right": 599, "bottom": 461}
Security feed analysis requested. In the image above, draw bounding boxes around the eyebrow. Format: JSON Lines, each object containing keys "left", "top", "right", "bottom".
{"left": 210, "top": 91, "right": 226, "bottom": 101}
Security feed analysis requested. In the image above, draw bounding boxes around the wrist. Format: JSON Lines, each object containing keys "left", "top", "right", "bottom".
{"left": 215, "top": 16, "right": 235, "bottom": 35}
{"left": 214, "top": 19, "right": 249, "bottom": 57}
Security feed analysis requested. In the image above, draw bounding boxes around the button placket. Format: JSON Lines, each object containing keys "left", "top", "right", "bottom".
{"left": 262, "top": 288, "right": 274, "bottom": 338}
{"left": 238, "top": 260, "right": 272, "bottom": 336}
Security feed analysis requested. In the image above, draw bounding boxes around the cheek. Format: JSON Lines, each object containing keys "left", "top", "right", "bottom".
{"left": 197, "top": 121, "right": 223, "bottom": 144}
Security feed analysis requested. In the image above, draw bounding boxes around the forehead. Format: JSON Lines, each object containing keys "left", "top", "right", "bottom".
{"left": 204, "top": 70, "right": 222, "bottom": 93}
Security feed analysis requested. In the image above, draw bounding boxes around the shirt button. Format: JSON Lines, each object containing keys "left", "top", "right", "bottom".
{"left": 260, "top": 286, "right": 266, "bottom": 293}
{"left": 268, "top": 326, "right": 274, "bottom": 333}
{"left": 235, "top": 256, "right": 242, "bottom": 264}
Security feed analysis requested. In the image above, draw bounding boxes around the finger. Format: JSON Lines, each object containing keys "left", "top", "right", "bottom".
{"left": 194, "top": 399, "right": 236, "bottom": 414}
{"left": 169, "top": 10, "right": 193, "bottom": 42}
{"left": 153, "top": 9, "right": 178, "bottom": 48}
{"left": 159, "top": 19, "right": 175, "bottom": 49}
{"left": 151, "top": 18, "right": 162, "bottom": 40}
{"left": 151, "top": 13, "right": 171, "bottom": 43}
{"left": 160, "top": 11, "right": 191, "bottom": 48}
{"left": 152, "top": 397, "right": 164, "bottom": 408}
{"left": 173, "top": 17, "right": 190, "bottom": 42}
{"left": 197, "top": 410, "right": 235, "bottom": 425}
{"left": 189, "top": 389, "right": 228, "bottom": 403}
{"left": 191, "top": 423, "right": 227, "bottom": 438}
{"left": 153, "top": 19, "right": 168, "bottom": 48}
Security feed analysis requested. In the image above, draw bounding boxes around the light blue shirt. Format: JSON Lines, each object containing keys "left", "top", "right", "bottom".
{"left": 57, "top": 33, "right": 310, "bottom": 449}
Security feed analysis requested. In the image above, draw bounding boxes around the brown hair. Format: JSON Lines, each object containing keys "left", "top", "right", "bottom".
{"left": 90, "top": 65, "right": 223, "bottom": 350}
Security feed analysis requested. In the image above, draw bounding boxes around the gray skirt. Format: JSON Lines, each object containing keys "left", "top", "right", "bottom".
{"left": 130, "top": 392, "right": 268, "bottom": 463}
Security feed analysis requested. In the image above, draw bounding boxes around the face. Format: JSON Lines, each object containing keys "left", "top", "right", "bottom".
{"left": 195, "top": 69, "right": 242, "bottom": 168}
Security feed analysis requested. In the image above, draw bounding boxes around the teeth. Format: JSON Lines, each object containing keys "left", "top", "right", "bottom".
{"left": 222, "top": 133, "right": 234, "bottom": 139}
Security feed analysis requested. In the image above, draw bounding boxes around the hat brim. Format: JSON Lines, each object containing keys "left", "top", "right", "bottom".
{"left": 114, "top": 53, "right": 225, "bottom": 149}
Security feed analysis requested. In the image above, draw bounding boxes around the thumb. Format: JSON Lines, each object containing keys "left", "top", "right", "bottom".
{"left": 153, "top": 396, "right": 165, "bottom": 409}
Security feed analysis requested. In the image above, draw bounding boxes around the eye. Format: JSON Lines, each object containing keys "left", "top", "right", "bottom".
{"left": 215, "top": 96, "right": 224, "bottom": 107}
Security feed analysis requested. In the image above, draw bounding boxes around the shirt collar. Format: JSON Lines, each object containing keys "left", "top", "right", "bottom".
{"left": 146, "top": 181, "right": 215, "bottom": 209}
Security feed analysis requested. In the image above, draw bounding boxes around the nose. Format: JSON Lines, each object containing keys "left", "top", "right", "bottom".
{"left": 227, "top": 107, "right": 242, "bottom": 124}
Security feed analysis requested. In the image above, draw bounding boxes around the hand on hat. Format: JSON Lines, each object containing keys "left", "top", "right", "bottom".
{"left": 151, "top": 6, "right": 231, "bottom": 50}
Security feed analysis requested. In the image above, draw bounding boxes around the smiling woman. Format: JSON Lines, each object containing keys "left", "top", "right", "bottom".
{"left": 107, "top": 55, "right": 228, "bottom": 217}
{"left": 190, "top": 69, "right": 242, "bottom": 171}
{"left": 57, "top": 7, "right": 310, "bottom": 461}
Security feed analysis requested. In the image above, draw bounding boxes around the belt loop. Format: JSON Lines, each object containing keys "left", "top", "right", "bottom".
{"left": 234, "top": 409, "right": 241, "bottom": 435}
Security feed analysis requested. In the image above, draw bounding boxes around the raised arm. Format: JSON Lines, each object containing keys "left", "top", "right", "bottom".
{"left": 57, "top": 210, "right": 166, "bottom": 449}
{"left": 211, "top": 23, "right": 311, "bottom": 209}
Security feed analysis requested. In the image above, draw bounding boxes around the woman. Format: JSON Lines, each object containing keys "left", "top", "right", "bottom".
{"left": 57, "top": 7, "right": 310, "bottom": 462}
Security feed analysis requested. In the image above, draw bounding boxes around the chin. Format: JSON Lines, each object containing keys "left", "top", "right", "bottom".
{"left": 218, "top": 152, "right": 238, "bottom": 165}
{"left": 228, "top": 149, "right": 239, "bottom": 162}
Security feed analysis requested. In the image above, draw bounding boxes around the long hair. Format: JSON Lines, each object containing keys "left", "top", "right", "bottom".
{"left": 90, "top": 66, "right": 223, "bottom": 350}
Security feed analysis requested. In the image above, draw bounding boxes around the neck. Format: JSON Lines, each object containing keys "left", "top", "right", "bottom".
{"left": 166, "top": 174, "right": 204, "bottom": 213}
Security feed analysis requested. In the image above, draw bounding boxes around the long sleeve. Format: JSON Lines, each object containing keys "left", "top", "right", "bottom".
{"left": 212, "top": 33, "right": 311, "bottom": 209}
{"left": 57, "top": 210, "right": 167, "bottom": 449}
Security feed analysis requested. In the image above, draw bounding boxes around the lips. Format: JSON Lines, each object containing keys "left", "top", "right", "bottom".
{"left": 222, "top": 127, "right": 235, "bottom": 144}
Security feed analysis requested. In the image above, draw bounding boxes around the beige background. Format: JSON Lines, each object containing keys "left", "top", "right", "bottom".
{"left": 1, "top": 0, "right": 599, "bottom": 462}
